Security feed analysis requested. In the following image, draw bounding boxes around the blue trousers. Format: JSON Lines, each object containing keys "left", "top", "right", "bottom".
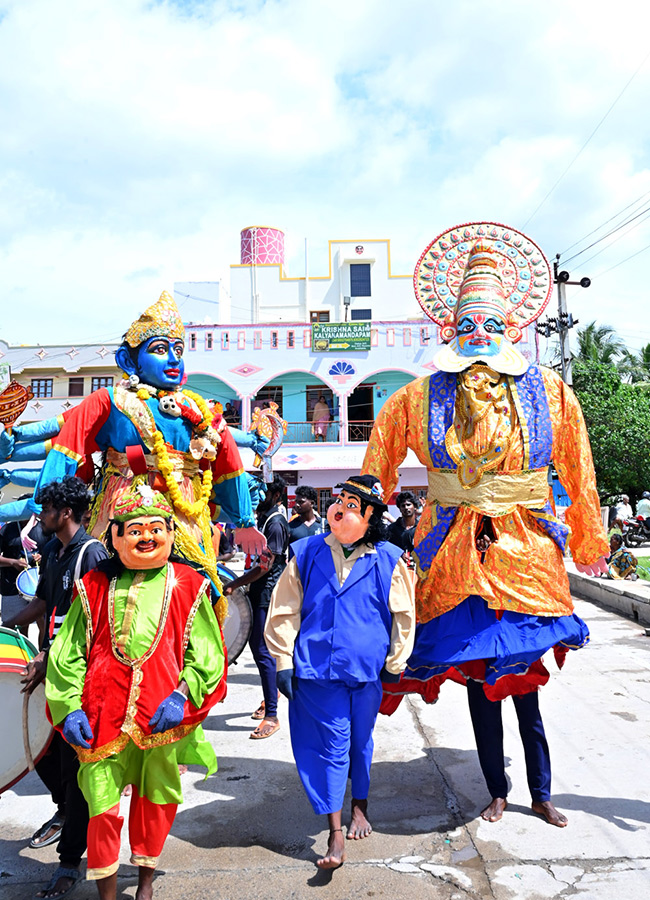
{"left": 249, "top": 606, "right": 278, "bottom": 718}
{"left": 289, "top": 678, "right": 383, "bottom": 815}
{"left": 467, "top": 680, "right": 552, "bottom": 802}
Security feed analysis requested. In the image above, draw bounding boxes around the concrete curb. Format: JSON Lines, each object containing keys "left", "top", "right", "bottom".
{"left": 566, "top": 562, "right": 650, "bottom": 627}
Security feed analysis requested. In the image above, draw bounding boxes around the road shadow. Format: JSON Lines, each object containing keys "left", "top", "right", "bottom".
{"left": 551, "top": 792, "right": 650, "bottom": 831}
{"left": 173, "top": 751, "right": 477, "bottom": 867}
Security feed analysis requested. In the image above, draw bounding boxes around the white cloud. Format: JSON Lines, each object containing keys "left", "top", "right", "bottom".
{"left": 0, "top": 0, "right": 648, "bottom": 350}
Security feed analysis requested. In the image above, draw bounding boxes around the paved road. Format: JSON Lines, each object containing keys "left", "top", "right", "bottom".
{"left": 2, "top": 596, "right": 649, "bottom": 899}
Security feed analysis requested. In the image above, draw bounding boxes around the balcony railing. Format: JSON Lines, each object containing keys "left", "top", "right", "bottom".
{"left": 347, "top": 420, "right": 374, "bottom": 442}
{"left": 284, "top": 420, "right": 341, "bottom": 443}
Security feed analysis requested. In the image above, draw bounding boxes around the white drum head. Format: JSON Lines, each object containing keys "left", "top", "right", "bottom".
{"left": 0, "top": 675, "right": 53, "bottom": 793}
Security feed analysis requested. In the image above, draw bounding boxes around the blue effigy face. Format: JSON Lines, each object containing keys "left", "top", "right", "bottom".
{"left": 136, "top": 336, "right": 185, "bottom": 390}
{"left": 456, "top": 313, "right": 506, "bottom": 358}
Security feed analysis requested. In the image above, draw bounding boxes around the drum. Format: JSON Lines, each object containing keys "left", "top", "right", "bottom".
{"left": 0, "top": 626, "right": 53, "bottom": 793}
{"left": 16, "top": 566, "right": 39, "bottom": 601}
{"left": 218, "top": 564, "right": 253, "bottom": 665}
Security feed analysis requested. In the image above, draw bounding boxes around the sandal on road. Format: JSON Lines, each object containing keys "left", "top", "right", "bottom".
{"left": 30, "top": 814, "right": 65, "bottom": 849}
{"left": 251, "top": 700, "right": 266, "bottom": 720}
{"left": 251, "top": 692, "right": 280, "bottom": 720}
{"left": 34, "top": 865, "right": 81, "bottom": 899}
{"left": 250, "top": 718, "right": 280, "bottom": 740}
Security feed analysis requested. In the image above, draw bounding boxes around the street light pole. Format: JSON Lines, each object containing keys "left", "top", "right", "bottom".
{"left": 536, "top": 257, "right": 591, "bottom": 387}
{"left": 555, "top": 261, "right": 572, "bottom": 385}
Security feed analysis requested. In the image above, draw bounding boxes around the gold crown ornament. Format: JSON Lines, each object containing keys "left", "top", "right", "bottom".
{"left": 124, "top": 291, "right": 185, "bottom": 348}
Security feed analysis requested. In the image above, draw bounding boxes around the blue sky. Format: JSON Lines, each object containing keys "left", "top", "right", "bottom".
{"left": 0, "top": 0, "right": 649, "bottom": 354}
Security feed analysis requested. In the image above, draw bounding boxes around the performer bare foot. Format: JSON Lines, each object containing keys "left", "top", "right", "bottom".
{"left": 135, "top": 866, "right": 156, "bottom": 900}
{"left": 347, "top": 798, "right": 372, "bottom": 839}
{"left": 96, "top": 872, "right": 117, "bottom": 900}
{"left": 480, "top": 797, "right": 507, "bottom": 822}
{"left": 317, "top": 813, "right": 346, "bottom": 869}
{"left": 532, "top": 800, "right": 568, "bottom": 827}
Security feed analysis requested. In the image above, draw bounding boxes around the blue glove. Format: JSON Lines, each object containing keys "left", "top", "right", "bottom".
{"left": 149, "top": 689, "right": 187, "bottom": 734}
{"left": 379, "top": 666, "right": 401, "bottom": 684}
{"left": 276, "top": 668, "right": 295, "bottom": 701}
{"left": 62, "top": 710, "right": 94, "bottom": 749}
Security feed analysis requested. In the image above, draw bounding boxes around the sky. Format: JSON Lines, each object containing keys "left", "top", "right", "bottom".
{"left": 1, "top": 0, "right": 649, "bottom": 355}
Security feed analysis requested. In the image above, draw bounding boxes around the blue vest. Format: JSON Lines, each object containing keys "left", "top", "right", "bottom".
{"left": 290, "top": 535, "right": 403, "bottom": 684}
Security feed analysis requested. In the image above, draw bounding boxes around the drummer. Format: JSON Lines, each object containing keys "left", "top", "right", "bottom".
{"left": 0, "top": 502, "right": 47, "bottom": 635}
{"left": 10, "top": 476, "right": 108, "bottom": 900}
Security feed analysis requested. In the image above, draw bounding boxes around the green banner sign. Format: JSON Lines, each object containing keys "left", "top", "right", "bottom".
{"left": 312, "top": 322, "right": 371, "bottom": 352}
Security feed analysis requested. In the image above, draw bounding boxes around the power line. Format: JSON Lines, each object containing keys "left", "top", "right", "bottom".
{"left": 559, "top": 188, "right": 650, "bottom": 257}
{"left": 561, "top": 200, "right": 650, "bottom": 266}
{"left": 523, "top": 47, "right": 650, "bottom": 228}
{"left": 562, "top": 205, "right": 650, "bottom": 269}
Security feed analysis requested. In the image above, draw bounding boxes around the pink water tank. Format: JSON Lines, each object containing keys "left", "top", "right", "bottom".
{"left": 240, "top": 226, "right": 285, "bottom": 265}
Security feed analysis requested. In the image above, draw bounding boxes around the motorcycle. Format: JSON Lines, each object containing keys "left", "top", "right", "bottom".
{"left": 623, "top": 515, "right": 650, "bottom": 548}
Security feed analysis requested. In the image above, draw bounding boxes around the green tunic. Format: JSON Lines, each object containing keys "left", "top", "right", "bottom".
{"left": 46, "top": 565, "right": 225, "bottom": 816}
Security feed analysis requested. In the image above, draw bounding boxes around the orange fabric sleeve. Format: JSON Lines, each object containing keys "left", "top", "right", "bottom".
{"left": 542, "top": 368, "right": 609, "bottom": 565}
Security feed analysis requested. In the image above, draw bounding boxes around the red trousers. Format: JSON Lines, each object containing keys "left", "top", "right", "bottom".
{"left": 86, "top": 789, "right": 177, "bottom": 880}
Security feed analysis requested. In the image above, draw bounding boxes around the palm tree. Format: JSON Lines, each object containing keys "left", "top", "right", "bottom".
{"left": 618, "top": 342, "right": 650, "bottom": 384}
{"left": 573, "top": 321, "right": 625, "bottom": 365}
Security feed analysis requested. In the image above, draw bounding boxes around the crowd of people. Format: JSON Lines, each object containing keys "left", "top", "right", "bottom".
{"left": 0, "top": 225, "right": 616, "bottom": 895}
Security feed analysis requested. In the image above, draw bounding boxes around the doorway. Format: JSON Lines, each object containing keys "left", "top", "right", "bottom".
{"left": 347, "top": 384, "right": 374, "bottom": 442}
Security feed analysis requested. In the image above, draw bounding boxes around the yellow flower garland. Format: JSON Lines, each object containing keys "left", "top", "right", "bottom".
{"left": 181, "top": 388, "right": 213, "bottom": 431}
{"left": 152, "top": 430, "right": 213, "bottom": 519}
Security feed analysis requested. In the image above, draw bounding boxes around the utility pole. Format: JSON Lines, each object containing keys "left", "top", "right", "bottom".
{"left": 536, "top": 256, "right": 591, "bottom": 386}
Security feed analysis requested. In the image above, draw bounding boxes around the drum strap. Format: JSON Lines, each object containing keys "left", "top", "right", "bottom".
{"left": 73, "top": 539, "right": 103, "bottom": 583}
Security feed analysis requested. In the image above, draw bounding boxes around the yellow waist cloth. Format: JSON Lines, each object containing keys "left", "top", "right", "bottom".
{"left": 427, "top": 468, "right": 550, "bottom": 517}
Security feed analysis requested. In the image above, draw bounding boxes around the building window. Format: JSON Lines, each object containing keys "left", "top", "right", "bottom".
{"left": 303, "top": 329, "right": 312, "bottom": 348}
{"left": 31, "top": 378, "right": 53, "bottom": 399}
{"left": 403, "top": 327, "right": 412, "bottom": 346}
{"left": 287, "top": 330, "right": 295, "bottom": 349}
{"left": 221, "top": 332, "right": 229, "bottom": 350}
{"left": 188, "top": 332, "right": 197, "bottom": 350}
{"left": 386, "top": 328, "right": 395, "bottom": 346}
{"left": 350, "top": 308, "right": 371, "bottom": 321}
{"left": 420, "top": 326, "right": 429, "bottom": 345}
{"left": 253, "top": 385, "right": 283, "bottom": 417}
{"left": 350, "top": 263, "right": 371, "bottom": 297}
{"left": 371, "top": 328, "right": 378, "bottom": 347}
{"left": 270, "top": 331, "right": 279, "bottom": 349}
{"left": 238, "top": 331, "right": 246, "bottom": 350}
{"left": 254, "top": 331, "right": 262, "bottom": 349}
{"left": 68, "top": 377, "right": 84, "bottom": 397}
{"left": 91, "top": 376, "right": 113, "bottom": 392}
{"left": 310, "top": 310, "right": 330, "bottom": 323}
{"left": 205, "top": 332, "right": 213, "bottom": 350}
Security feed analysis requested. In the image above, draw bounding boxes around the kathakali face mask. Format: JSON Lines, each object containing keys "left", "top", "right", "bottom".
{"left": 327, "top": 489, "right": 373, "bottom": 544}
{"left": 111, "top": 515, "right": 175, "bottom": 570}
{"left": 456, "top": 312, "right": 507, "bottom": 358}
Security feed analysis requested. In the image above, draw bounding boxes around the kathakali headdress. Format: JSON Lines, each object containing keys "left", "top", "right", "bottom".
{"left": 414, "top": 222, "right": 552, "bottom": 375}
{"left": 123, "top": 291, "right": 185, "bottom": 348}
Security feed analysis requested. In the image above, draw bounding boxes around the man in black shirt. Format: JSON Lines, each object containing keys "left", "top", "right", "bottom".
{"left": 288, "top": 485, "right": 322, "bottom": 544}
{"left": 224, "top": 475, "right": 289, "bottom": 740}
{"left": 8, "top": 476, "right": 108, "bottom": 900}
{"left": 387, "top": 491, "right": 420, "bottom": 554}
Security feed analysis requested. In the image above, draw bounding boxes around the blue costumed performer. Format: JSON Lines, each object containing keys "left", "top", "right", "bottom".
{"left": 264, "top": 474, "right": 416, "bottom": 869}
{"left": 0, "top": 291, "right": 266, "bottom": 624}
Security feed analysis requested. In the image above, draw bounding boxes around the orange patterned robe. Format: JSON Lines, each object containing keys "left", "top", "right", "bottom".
{"left": 362, "top": 364, "right": 608, "bottom": 625}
